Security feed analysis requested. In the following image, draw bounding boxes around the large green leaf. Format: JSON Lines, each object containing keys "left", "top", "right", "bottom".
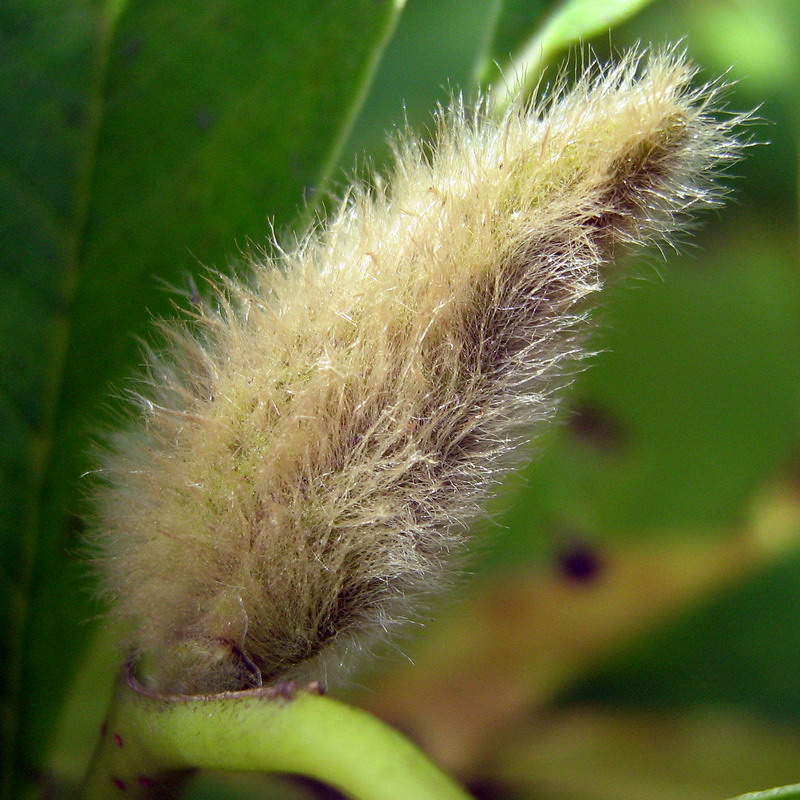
{"left": 488, "top": 0, "right": 658, "bottom": 104}
{"left": 340, "top": 0, "right": 498, "bottom": 169}
{"left": 0, "top": 0, "right": 403, "bottom": 795}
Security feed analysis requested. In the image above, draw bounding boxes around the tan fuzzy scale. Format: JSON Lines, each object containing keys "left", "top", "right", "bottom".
{"left": 93, "top": 50, "right": 744, "bottom": 694}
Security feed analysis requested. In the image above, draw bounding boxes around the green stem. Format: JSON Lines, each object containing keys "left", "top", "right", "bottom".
{"left": 79, "top": 664, "right": 474, "bottom": 800}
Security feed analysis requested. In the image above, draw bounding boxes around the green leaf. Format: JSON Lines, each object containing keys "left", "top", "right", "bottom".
{"left": 363, "top": 488, "right": 800, "bottom": 769}
{"left": 340, "top": 0, "right": 498, "bottom": 169}
{"left": 729, "top": 788, "right": 800, "bottom": 800}
{"left": 491, "top": 708, "right": 800, "bottom": 800}
{"left": 482, "top": 219, "right": 800, "bottom": 573}
{"left": 474, "top": 0, "right": 552, "bottom": 86}
{"left": 488, "top": 0, "right": 657, "bottom": 106}
{"left": 0, "top": 0, "right": 403, "bottom": 795}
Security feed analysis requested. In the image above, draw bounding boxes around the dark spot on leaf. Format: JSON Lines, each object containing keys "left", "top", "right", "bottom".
{"left": 100, "top": 720, "right": 108, "bottom": 737}
{"left": 63, "top": 98, "right": 85, "bottom": 127}
{"left": 114, "top": 733, "right": 124, "bottom": 747}
{"left": 291, "top": 159, "right": 309, "bottom": 181}
{"left": 119, "top": 37, "right": 143, "bottom": 61}
{"left": 138, "top": 776, "right": 156, "bottom": 788}
{"left": 569, "top": 399, "right": 625, "bottom": 453}
{"left": 192, "top": 109, "right": 216, "bottom": 131}
{"left": 112, "top": 777, "right": 127, "bottom": 790}
{"left": 556, "top": 540, "right": 603, "bottom": 584}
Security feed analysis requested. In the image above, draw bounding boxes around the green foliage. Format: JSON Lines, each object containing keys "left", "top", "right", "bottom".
{"left": 3, "top": 0, "right": 800, "bottom": 798}
{"left": 486, "top": 0, "right": 658, "bottom": 103}
{"left": 1, "top": 0, "right": 401, "bottom": 795}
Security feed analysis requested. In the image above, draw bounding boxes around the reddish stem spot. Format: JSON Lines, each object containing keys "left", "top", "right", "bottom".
{"left": 138, "top": 776, "right": 156, "bottom": 788}
{"left": 114, "top": 733, "right": 124, "bottom": 748}
{"left": 112, "top": 777, "right": 127, "bottom": 791}
{"left": 100, "top": 721, "right": 108, "bottom": 737}
{"left": 271, "top": 682, "right": 297, "bottom": 700}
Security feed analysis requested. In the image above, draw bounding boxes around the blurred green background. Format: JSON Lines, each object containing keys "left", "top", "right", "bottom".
{"left": 3, "top": 0, "right": 800, "bottom": 798}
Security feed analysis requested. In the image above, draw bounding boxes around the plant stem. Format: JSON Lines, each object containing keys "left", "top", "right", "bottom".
{"left": 79, "top": 664, "right": 474, "bottom": 800}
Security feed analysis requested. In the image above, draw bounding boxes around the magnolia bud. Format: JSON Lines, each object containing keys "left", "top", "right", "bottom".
{"left": 92, "top": 49, "right": 745, "bottom": 694}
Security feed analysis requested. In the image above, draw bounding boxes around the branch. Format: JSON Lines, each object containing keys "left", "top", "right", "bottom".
{"left": 79, "top": 664, "right": 474, "bottom": 800}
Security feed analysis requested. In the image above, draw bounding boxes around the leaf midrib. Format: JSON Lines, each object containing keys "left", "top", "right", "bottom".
{"left": 1, "top": 0, "right": 127, "bottom": 795}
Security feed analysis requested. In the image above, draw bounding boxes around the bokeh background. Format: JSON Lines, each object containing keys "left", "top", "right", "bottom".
{"left": 3, "top": 0, "right": 800, "bottom": 798}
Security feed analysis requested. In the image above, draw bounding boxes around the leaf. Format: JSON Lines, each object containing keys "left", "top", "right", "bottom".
{"left": 488, "top": 0, "right": 657, "bottom": 106}
{"left": 0, "top": 0, "right": 403, "bottom": 795}
{"left": 480, "top": 220, "right": 800, "bottom": 574}
{"left": 339, "top": 0, "right": 498, "bottom": 169}
{"left": 730, "top": 788, "right": 800, "bottom": 800}
{"left": 686, "top": 0, "right": 798, "bottom": 91}
{"left": 360, "top": 484, "right": 800, "bottom": 774}
{"left": 491, "top": 707, "right": 800, "bottom": 800}
{"left": 474, "top": 0, "right": 553, "bottom": 86}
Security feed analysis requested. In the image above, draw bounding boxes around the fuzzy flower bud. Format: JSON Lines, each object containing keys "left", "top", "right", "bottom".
{"left": 93, "top": 50, "right": 743, "bottom": 694}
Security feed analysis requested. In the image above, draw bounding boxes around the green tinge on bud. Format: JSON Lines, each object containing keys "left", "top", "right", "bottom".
{"left": 92, "top": 48, "right": 745, "bottom": 694}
